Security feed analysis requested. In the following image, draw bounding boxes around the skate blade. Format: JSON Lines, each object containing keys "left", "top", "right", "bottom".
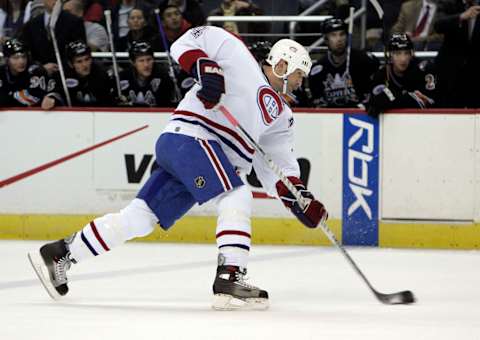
{"left": 27, "top": 251, "right": 61, "bottom": 301}
{"left": 212, "top": 294, "right": 269, "bottom": 311}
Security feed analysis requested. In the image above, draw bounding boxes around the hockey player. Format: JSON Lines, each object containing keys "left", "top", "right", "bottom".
{"left": 249, "top": 40, "right": 311, "bottom": 107}
{"left": 368, "top": 33, "right": 436, "bottom": 117}
{"left": 28, "top": 27, "right": 328, "bottom": 310}
{"left": 64, "top": 40, "right": 114, "bottom": 107}
{"left": 118, "top": 40, "right": 176, "bottom": 107}
{"left": 0, "top": 39, "right": 62, "bottom": 109}
{"left": 308, "top": 18, "right": 379, "bottom": 108}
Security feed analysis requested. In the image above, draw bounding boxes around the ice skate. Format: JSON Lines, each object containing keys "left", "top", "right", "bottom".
{"left": 28, "top": 239, "right": 74, "bottom": 300}
{"left": 212, "top": 265, "right": 269, "bottom": 311}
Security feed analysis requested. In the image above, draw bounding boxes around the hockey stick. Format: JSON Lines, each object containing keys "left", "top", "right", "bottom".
{"left": 345, "top": 6, "right": 354, "bottom": 76}
{"left": 369, "top": 0, "right": 384, "bottom": 20}
{"left": 154, "top": 8, "right": 182, "bottom": 103}
{"left": 49, "top": 0, "right": 71, "bottom": 107}
{"left": 104, "top": 10, "right": 122, "bottom": 99}
{"left": 216, "top": 104, "right": 415, "bottom": 305}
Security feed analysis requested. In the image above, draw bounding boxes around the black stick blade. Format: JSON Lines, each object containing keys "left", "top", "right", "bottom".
{"left": 376, "top": 290, "right": 416, "bottom": 305}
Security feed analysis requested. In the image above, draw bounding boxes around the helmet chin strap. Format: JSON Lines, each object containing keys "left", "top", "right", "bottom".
{"left": 271, "top": 63, "right": 289, "bottom": 94}
{"left": 282, "top": 77, "right": 288, "bottom": 94}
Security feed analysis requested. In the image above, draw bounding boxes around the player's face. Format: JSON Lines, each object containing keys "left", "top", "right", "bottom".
{"left": 327, "top": 30, "right": 347, "bottom": 55}
{"left": 128, "top": 9, "right": 146, "bottom": 31}
{"left": 391, "top": 50, "right": 412, "bottom": 74}
{"left": 7, "top": 53, "right": 28, "bottom": 74}
{"left": 163, "top": 7, "right": 182, "bottom": 30}
{"left": 287, "top": 68, "right": 307, "bottom": 92}
{"left": 72, "top": 55, "right": 92, "bottom": 77}
{"left": 43, "top": 0, "right": 56, "bottom": 12}
{"left": 134, "top": 55, "right": 154, "bottom": 78}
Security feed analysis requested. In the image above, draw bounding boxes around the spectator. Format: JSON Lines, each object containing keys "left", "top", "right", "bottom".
{"left": 209, "top": 0, "right": 269, "bottom": 44}
{"left": 434, "top": 0, "right": 480, "bottom": 108}
{"left": 157, "top": 4, "right": 191, "bottom": 51}
{"left": 64, "top": 0, "right": 109, "bottom": 52}
{"left": 118, "top": 40, "right": 175, "bottom": 107}
{"left": 117, "top": 7, "right": 161, "bottom": 51}
{"left": 18, "top": 0, "right": 86, "bottom": 75}
{"left": 382, "top": 0, "right": 404, "bottom": 38}
{"left": 0, "top": 38, "right": 62, "bottom": 109}
{"left": 391, "top": 0, "right": 443, "bottom": 51}
{"left": 64, "top": 40, "right": 114, "bottom": 106}
{"left": 365, "top": 2, "right": 384, "bottom": 51}
{"left": 24, "top": 0, "right": 45, "bottom": 21}
{"left": 110, "top": 0, "right": 152, "bottom": 48}
{"left": 0, "top": 0, "right": 29, "bottom": 44}
{"left": 84, "top": 0, "right": 106, "bottom": 23}
{"left": 296, "top": 0, "right": 349, "bottom": 46}
{"left": 368, "top": 33, "right": 436, "bottom": 116}
{"left": 160, "top": 0, "right": 205, "bottom": 27}
{"left": 308, "top": 18, "right": 379, "bottom": 108}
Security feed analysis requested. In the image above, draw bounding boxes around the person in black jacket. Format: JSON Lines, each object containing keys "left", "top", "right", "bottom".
{"left": 110, "top": 0, "right": 152, "bottom": 49}
{"left": 368, "top": 33, "right": 436, "bottom": 117}
{"left": 434, "top": 0, "right": 480, "bottom": 108}
{"left": 18, "top": 0, "right": 86, "bottom": 75}
{"left": 308, "top": 18, "right": 379, "bottom": 108}
{"left": 0, "top": 38, "right": 62, "bottom": 108}
{"left": 118, "top": 40, "right": 175, "bottom": 107}
{"left": 64, "top": 40, "right": 114, "bottom": 107}
{"left": 116, "top": 7, "right": 161, "bottom": 52}
{"left": 158, "top": 0, "right": 206, "bottom": 27}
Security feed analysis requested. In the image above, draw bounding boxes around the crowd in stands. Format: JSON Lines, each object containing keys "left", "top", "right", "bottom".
{"left": 0, "top": 0, "right": 479, "bottom": 111}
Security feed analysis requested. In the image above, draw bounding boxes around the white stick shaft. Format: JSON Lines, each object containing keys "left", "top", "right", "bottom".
{"left": 154, "top": 8, "right": 182, "bottom": 103}
{"left": 49, "top": 0, "right": 71, "bottom": 107}
{"left": 104, "top": 10, "right": 122, "bottom": 98}
{"left": 369, "top": 0, "right": 384, "bottom": 19}
{"left": 345, "top": 7, "right": 354, "bottom": 75}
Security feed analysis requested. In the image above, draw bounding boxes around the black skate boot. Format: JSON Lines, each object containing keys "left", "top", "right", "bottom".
{"left": 212, "top": 264, "right": 269, "bottom": 310}
{"left": 28, "top": 238, "right": 74, "bottom": 300}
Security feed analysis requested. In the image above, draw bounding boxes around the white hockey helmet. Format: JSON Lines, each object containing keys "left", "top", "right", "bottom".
{"left": 266, "top": 39, "right": 312, "bottom": 77}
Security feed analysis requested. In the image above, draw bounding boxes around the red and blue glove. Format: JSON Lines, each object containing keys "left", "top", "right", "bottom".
{"left": 191, "top": 58, "right": 225, "bottom": 109}
{"left": 276, "top": 177, "right": 328, "bottom": 228}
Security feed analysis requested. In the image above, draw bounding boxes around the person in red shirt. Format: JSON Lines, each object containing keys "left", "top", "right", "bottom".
{"left": 158, "top": 4, "right": 191, "bottom": 51}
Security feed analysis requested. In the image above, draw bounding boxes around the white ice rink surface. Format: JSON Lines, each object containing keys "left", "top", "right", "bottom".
{"left": 1, "top": 240, "right": 479, "bottom": 340}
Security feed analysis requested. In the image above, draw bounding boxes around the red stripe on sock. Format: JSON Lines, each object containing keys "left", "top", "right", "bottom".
{"left": 216, "top": 230, "right": 251, "bottom": 238}
{"left": 90, "top": 221, "right": 110, "bottom": 251}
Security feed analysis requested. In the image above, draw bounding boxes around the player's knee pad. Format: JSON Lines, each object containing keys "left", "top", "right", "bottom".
{"left": 119, "top": 198, "right": 158, "bottom": 240}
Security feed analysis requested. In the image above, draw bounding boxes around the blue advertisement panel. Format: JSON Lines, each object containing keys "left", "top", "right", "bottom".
{"left": 342, "top": 114, "right": 379, "bottom": 246}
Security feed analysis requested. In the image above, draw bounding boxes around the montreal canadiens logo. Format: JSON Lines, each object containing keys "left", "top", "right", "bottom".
{"left": 257, "top": 86, "right": 283, "bottom": 125}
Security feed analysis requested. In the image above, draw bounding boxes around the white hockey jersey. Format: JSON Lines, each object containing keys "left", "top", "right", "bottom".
{"left": 166, "top": 26, "right": 299, "bottom": 195}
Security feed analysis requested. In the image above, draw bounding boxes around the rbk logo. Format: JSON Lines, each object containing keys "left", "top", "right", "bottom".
{"left": 347, "top": 117, "right": 374, "bottom": 219}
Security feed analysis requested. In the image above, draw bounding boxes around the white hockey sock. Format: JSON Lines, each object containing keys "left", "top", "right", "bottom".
{"left": 68, "top": 199, "right": 157, "bottom": 262}
{"left": 215, "top": 186, "right": 252, "bottom": 268}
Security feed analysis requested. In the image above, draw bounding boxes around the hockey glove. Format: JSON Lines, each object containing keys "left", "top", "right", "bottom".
{"left": 276, "top": 177, "right": 328, "bottom": 228}
{"left": 191, "top": 58, "right": 225, "bottom": 109}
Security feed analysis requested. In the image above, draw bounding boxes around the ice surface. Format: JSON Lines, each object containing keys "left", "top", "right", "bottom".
{"left": 1, "top": 240, "right": 479, "bottom": 340}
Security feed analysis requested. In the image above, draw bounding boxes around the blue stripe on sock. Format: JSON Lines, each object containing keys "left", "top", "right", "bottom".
{"left": 218, "top": 243, "right": 250, "bottom": 251}
{"left": 81, "top": 231, "right": 98, "bottom": 256}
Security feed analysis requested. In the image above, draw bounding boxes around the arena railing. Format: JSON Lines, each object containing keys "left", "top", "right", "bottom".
{"left": 0, "top": 51, "right": 439, "bottom": 62}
